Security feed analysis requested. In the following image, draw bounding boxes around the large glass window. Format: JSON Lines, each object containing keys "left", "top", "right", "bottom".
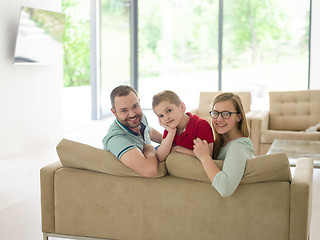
{"left": 62, "top": 0, "right": 90, "bottom": 87}
{"left": 96, "top": 0, "right": 311, "bottom": 118}
{"left": 222, "top": 0, "right": 310, "bottom": 109}
{"left": 138, "top": 0, "right": 219, "bottom": 110}
{"left": 100, "top": 0, "right": 131, "bottom": 117}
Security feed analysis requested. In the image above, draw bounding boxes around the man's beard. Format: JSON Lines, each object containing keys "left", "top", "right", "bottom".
{"left": 121, "top": 114, "right": 142, "bottom": 129}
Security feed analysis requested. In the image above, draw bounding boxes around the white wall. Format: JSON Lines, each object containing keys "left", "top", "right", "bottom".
{"left": 0, "top": 0, "right": 63, "bottom": 158}
{"left": 310, "top": 0, "right": 320, "bottom": 89}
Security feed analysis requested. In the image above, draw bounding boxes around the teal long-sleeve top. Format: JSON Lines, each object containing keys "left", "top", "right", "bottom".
{"left": 212, "top": 137, "right": 255, "bottom": 197}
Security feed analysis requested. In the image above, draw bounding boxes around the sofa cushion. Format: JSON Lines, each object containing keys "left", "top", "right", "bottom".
{"left": 56, "top": 139, "right": 167, "bottom": 178}
{"left": 166, "top": 152, "right": 292, "bottom": 184}
{"left": 261, "top": 130, "right": 320, "bottom": 144}
{"left": 269, "top": 90, "right": 320, "bottom": 131}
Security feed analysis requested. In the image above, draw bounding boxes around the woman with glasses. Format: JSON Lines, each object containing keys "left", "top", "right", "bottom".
{"left": 193, "top": 92, "right": 255, "bottom": 197}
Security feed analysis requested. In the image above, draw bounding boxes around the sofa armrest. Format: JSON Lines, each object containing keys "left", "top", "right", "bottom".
{"left": 290, "top": 157, "right": 314, "bottom": 240}
{"left": 40, "top": 161, "right": 63, "bottom": 233}
{"left": 246, "top": 110, "right": 260, "bottom": 135}
{"left": 246, "top": 110, "right": 259, "bottom": 119}
{"left": 250, "top": 110, "right": 269, "bottom": 155}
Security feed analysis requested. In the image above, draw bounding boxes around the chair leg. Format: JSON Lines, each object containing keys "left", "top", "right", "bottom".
{"left": 43, "top": 233, "right": 48, "bottom": 240}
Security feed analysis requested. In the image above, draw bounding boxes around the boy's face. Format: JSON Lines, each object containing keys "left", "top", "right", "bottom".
{"left": 153, "top": 101, "right": 185, "bottom": 128}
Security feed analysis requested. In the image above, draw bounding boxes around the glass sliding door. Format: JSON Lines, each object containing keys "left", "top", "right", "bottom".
{"left": 222, "top": 0, "right": 311, "bottom": 109}
{"left": 138, "top": 0, "right": 219, "bottom": 110}
{"left": 99, "top": 0, "right": 131, "bottom": 117}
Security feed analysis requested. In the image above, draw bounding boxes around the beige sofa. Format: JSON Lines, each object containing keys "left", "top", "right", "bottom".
{"left": 250, "top": 90, "right": 320, "bottom": 155}
{"left": 40, "top": 139, "right": 313, "bottom": 240}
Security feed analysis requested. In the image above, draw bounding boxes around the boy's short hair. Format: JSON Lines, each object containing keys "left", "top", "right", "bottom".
{"left": 110, "top": 85, "right": 138, "bottom": 110}
{"left": 152, "top": 90, "right": 182, "bottom": 108}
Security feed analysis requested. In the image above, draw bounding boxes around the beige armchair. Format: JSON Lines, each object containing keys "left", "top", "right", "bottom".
{"left": 250, "top": 90, "right": 320, "bottom": 155}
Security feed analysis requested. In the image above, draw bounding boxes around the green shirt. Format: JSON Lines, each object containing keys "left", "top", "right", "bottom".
{"left": 102, "top": 114, "right": 151, "bottom": 159}
{"left": 212, "top": 137, "right": 255, "bottom": 197}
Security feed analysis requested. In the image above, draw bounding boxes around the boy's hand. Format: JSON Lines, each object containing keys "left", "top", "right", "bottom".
{"left": 159, "top": 119, "right": 177, "bottom": 135}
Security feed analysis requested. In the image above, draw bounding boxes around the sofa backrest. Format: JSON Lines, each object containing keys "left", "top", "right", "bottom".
{"left": 56, "top": 139, "right": 167, "bottom": 178}
{"left": 197, "top": 91, "right": 251, "bottom": 123}
{"left": 56, "top": 139, "right": 292, "bottom": 185}
{"left": 269, "top": 90, "right": 320, "bottom": 131}
{"left": 166, "top": 152, "right": 292, "bottom": 184}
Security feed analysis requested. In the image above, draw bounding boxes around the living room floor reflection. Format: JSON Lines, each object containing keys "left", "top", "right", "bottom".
{"left": 0, "top": 115, "right": 319, "bottom": 240}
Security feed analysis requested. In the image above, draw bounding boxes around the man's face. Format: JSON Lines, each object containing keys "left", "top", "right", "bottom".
{"left": 111, "top": 91, "right": 143, "bottom": 130}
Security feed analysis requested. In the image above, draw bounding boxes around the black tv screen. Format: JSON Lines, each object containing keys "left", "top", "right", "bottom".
{"left": 13, "top": 6, "right": 66, "bottom": 64}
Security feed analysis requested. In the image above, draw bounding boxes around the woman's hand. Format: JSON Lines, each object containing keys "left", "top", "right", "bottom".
{"left": 193, "top": 138, "right": 220, "bottom": 182}
{"left": 193, "top": 138, "right": 211, "bottom": 161}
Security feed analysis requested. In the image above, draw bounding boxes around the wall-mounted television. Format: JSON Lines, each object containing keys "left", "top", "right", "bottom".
{"left": 13, "top": 6, "right": 66, "bottom": 65}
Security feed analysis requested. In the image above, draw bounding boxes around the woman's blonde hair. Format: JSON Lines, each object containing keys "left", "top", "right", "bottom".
{"left": 212, "top": 92, "right": 250, "bottom": 158}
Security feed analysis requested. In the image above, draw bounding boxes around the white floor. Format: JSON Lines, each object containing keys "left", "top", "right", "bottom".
{"left": 0, "top": 115, "right": 319, "bottom": 240}
{"left": 0, "top": 116, "right": 113, "bottom": 240}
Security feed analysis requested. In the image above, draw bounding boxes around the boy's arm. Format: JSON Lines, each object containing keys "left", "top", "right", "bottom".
{"left": 172, "top": 145, "right": 196, "bottom": 156}
{"left": 156, "top": 129, "right": 176, "bottom": 162}
{"left": 172, "top": 142, "right": 213, "bottom": 157}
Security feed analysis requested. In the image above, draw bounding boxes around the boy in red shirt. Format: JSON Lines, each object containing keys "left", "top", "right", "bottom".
{"left": 152, "top": 90, "right": 214, "bottom": 161}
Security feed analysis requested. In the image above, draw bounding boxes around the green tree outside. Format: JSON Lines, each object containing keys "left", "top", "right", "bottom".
{"left": 62, "top": 0, "right": 90, "bottom": 87}
{"left": 61, "top": 0, "right": 309, "bottom": 87}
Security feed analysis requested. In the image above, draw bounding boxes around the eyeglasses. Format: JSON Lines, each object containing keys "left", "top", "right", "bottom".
{"left": 209, "top": 110, "right": 239, "bottom": 119}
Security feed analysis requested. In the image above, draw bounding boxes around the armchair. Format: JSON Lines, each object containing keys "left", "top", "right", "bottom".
{"left": 250, "top": 90, "right": 320, "bottom": 155}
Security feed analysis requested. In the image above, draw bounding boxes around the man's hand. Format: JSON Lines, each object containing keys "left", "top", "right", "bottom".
{"left": 120, "top": 146, "right": 159, "bottom": 177}
{"left": 150, "top": 127, "right": 163, "bottom": 144}
{"left": 143, "top": 144, "right": 156, "bottom": 157}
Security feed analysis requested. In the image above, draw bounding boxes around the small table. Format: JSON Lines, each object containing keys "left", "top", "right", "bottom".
{"left": 267, "top": 139, "right": 320, "bottom": 168}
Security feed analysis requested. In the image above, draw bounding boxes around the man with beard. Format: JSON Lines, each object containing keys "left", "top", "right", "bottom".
{"left": 102, "top": 85, "right": 163, "bottom": 177}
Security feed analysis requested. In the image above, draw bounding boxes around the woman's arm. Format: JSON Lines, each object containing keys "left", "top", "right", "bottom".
{"left": 193, "top": 139, "right": 220, "bottom": 181}
{"left": 211, "top": 147, "right": 249, "bottom": 197}
{"left": 193, "top": 138, "right": 252, "bottom": 197}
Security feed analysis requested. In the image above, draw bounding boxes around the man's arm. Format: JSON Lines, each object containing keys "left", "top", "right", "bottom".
{"left": 119, "top": 144, "right": 159, "bottom": 177}
{"left": 149, "top": 127, "right": 162, "bottom": 144}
